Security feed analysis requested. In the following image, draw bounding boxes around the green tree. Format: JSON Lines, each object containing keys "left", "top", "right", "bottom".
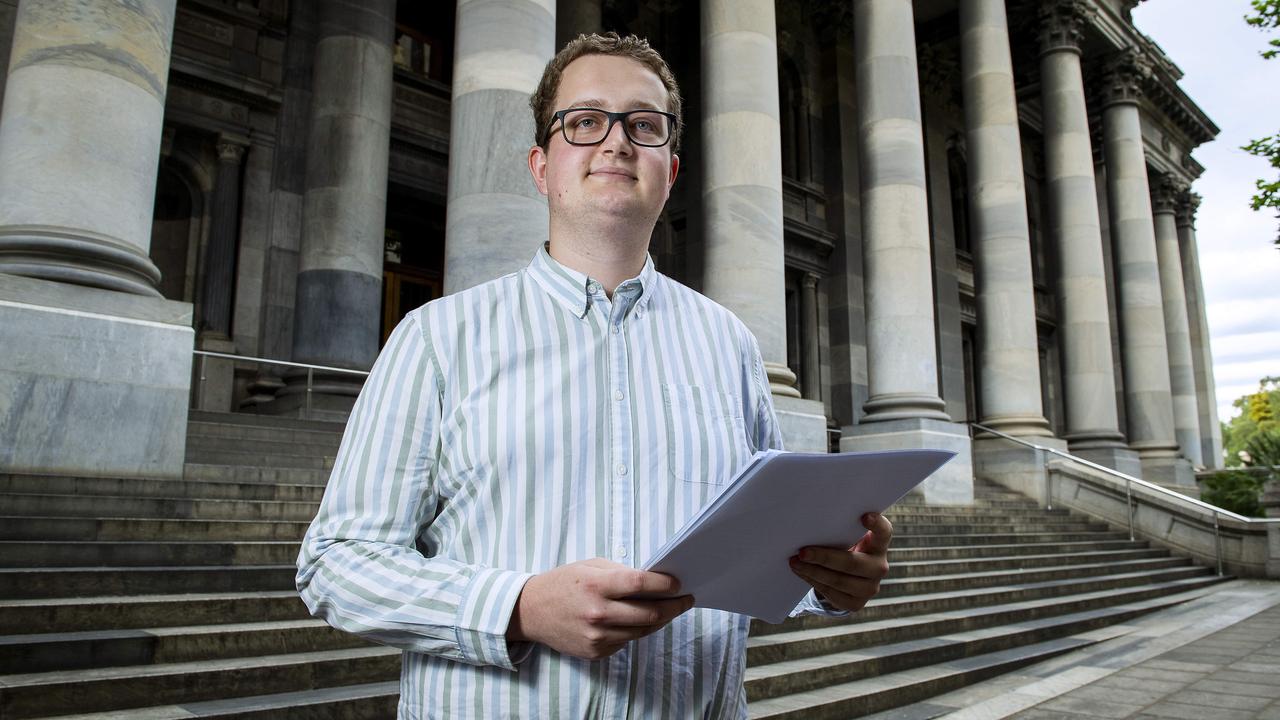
{"left": 1222, "top": 376, "right": 1280, "bottom": 466}
{"left": 1244, "top": 0, "right": 1280, "bottom": 247}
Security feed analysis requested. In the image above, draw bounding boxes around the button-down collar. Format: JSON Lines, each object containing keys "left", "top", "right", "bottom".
{"left": 526, "top": 244, "right": 659, "bottom": 320}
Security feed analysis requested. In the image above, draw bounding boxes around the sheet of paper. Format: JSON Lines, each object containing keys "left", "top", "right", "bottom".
{"left": 640, "top": 448, "right": 956, "bottom": 623}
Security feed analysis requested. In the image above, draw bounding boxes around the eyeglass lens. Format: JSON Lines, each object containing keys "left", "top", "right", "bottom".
{"left": 562, "top": 109, "right": 669, "bottom": 146}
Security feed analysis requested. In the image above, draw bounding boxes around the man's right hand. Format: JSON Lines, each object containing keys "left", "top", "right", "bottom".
{"left": 506, "top": 558, "right": 694, "bottom": 660}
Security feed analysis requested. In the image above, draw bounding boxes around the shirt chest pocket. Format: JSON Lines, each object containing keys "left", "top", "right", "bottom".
{"left": 662, "top": 383, "right": 752, "bottom": 485}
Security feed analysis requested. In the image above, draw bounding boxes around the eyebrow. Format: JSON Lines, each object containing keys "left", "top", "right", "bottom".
{"left": 567, "top": 98, "right": 664, "bottom": 112}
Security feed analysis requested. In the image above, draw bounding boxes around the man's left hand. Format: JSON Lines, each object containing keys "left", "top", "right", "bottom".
{"left": 788, "top": 512, "right": 893, "bottom": 613}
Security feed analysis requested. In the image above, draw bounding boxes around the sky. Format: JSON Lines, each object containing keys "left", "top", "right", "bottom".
{"left": 1132, "top": 0, "right": 1280, "bottom": 423}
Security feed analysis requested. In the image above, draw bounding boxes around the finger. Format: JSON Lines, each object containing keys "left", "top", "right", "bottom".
{"left": 602, "top": 568, "right": 682, "bottom": 599}
{"left": 790, "top": 557, "right": 882, "bottom": 598}
{"left": 601, "top": 595, "right": 695, "bottom": 627}
{"left": 853, "top": 512, "right": 893, "bottom": 555}
{"left": 795, "top": 547, "right": 889, "bottom": 580}
{"left": 809, "top": 579, "right": 870, "bottom": 612}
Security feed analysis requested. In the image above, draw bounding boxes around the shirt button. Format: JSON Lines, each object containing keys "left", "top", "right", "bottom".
{"left": 612, "top": 325, "right": 620, "bottom": 334}
{"left": 617, "top": 464, "right": 628, "bottom": 476}
{"left": 613, "top": 390, "right": 624, "bottom": 401}
{"left": 617, "top": 546, "right": 628, "bottom": 559}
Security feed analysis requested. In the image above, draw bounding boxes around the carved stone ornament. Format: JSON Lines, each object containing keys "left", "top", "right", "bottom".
{"left": 1175, "top": 192, "right": 1201, "bottom": 229}
{"left": 1149, "top": 174, "right": 1183, "bottom": 215}
{"left": 1038, "top": 0, "right": 1092, "bottom": 55}
{"left": 1100, "top": 50, "right": 1152, "bottom": 107}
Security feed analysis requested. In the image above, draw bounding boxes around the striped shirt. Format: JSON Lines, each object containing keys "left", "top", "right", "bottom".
{"left": 297, "top": 246, "right": 832, "bottom": 719}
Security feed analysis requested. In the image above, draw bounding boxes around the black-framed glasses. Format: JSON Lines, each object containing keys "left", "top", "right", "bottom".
{"left": 543, "top": 107, "right": 677, "bottom": 148}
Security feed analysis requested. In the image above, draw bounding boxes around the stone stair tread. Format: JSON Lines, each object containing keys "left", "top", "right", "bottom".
{"left": 891, "top": 547, "right": 1162, "bottom": 568}
{"left": 878, "top": 556, "right": 1186, "bottom": 589}
{"left": 0, "top": 645, "right": 398, "bottom": 687}
{"left": 747, "top": 577, "right": 1215, "bottom": 655}
{"left": 37, "top": 681, "right": 399, "bottom": 720}
{"left": 744, "top": 633, "right": 1115, "bottom": 719}
{"left": 0, "top": 474, "right": 325, "bottom": 501}
{"left": 0, "top": 618, "right": 328, "bottom": 649}
{"left": 187, "top": 411, "right": 347, "bottom": 432}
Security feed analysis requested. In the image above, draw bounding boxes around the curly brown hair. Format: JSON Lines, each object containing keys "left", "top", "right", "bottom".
{"left": 529, "top": 32, "right": 683, "bottom": 153}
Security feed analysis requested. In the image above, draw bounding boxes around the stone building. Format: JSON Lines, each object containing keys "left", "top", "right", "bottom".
{"left": 0, "top": 0, "right": 1223, "bottom": 500}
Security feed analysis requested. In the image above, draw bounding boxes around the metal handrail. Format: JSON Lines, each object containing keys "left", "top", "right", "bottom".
{"left": 192, "top": 350, "right": 370, "bottom": 414}
{"left": 971, "top": 422, "right": 1280, "bottom": 577}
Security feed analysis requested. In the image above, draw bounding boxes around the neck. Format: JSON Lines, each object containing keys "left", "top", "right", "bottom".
{"left": 547, "top": 220, "right": 650, "bottom": 297}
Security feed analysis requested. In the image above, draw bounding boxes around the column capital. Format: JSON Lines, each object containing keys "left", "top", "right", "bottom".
{"left": 1038, "top": 0, "right": 1092, "bottom": 57}
{"left": 1150, "top": 174, "right": 1184, "bottom": 215}
{"left": 215, "top": 134, "right": 249, "bottom": 164}
{"left": 1100, "top": 50, "right": 1152, "bottom": 108}
{"left": 801, "top": 272, "right": 820, "bottom": 290}
{"left": 1176, "top": 192, "right": 1201, "bottom": 229}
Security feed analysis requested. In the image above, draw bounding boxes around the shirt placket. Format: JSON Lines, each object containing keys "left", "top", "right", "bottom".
{"left": 598, "top": 282, "right": 638, "bottom": 717}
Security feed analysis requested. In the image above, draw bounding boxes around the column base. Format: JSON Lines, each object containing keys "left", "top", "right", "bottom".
{"left": 258, "top": 372, "right": 362, "bottom": 422}
{"left": 1139, "top": 454, "right": 1196, "bottom": 492}
{"left": 0, "top": 273, "right": 193, "bottom": 478}
{"left": 840, "top": 417, "right": 974, "bottom": 505}
{"left": 973, "top": 434, "right": 1068, "bottom": 507}
{"left": 773, "top": 395, "right": 828, "bottom": 453}
{"left": 1069, "top": 444, "right": 1144, "bottom": 480}
{"left": 765, "top": 361, "right": 801, "bottom": 399}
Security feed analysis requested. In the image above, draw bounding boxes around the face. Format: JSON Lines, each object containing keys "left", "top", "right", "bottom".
{"left": 528, "top": 54, "right": 680, "bottom": 230}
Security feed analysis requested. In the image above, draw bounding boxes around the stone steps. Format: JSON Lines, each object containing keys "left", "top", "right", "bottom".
{"left": 0, "top": 412, "right": 1233, "bottom": 718}
{"left": 0, "top": 646, "right": 401, "bottom": 719}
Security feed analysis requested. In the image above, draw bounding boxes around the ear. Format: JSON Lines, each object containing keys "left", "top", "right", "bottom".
{"left": 528, "top": 144, "right": 549, "bottom": 196}
{"left": 667, "top": 153, "right": 680, "bottom": 190}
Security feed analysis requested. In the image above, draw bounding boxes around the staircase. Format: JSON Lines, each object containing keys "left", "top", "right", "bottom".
{"left": 0, "top": 412, "right": 1229, "bottom": 719}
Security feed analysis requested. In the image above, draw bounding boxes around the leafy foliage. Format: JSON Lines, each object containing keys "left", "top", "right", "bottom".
{"left": 1244, "top": 1, "right": 1280, "bottom": 246}
{"left": 1221, "top": 376, "right": 1280, "bottom": 467}
{"left": 1198, "top": 469, "right": 1268, "bottom": 517}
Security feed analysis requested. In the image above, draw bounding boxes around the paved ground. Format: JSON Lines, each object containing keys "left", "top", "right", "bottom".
{"left": 864, "top": 579, "right": 1280, "bottom": 720}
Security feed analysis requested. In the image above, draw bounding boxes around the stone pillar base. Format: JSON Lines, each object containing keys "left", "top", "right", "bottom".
{"left": 1070, "top": 444, "right": 1144, "bottom": 479}
{"left": 0, "top": 273, "right": 194, "bottom": 479}
{"left": 840, "top": 417, "right": 974, "bottom": 505}
{"left": 193, "top": 336, "right": 236, "bottom": 413}
{"left": 973, "top": 434, "right": 1068, "bottom": 507}
{"left": 258, "top": 372, "right": 362, "bottom": 422}
{"left": 773, "top": 396, "right": 827, "bottom": 453}
{"left": 1139, "top": 454, "right": 1196, "bottom": 492}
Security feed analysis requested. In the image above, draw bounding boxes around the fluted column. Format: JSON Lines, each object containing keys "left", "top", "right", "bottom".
{"left": 199, "top": 136, "right": 248, "bottom": 338}
{"left": 443, "top": 0, "right": 554, "bottom": 294}
{"left": 852, "top": 0, "right": 948, "bottom": 422}
{"left": 1177, "top": 194, "right": 1223, "bottom": 467}
{"left": 1038, "top": 1, "right": 1130, "bottom": 464}
{"left": 1101, "top": 51, "right": 1187, "bottom": 484}
{"left": 0, "top": 0, "right": 177, "bottom": 296}
{"left": 1151, "top": 177, "right": 1202, "bottom": 467}
{"left": 960, "top": 0, "right": 1052, "bottom": 438}
{"left": 291, "top": 0, "right": 394, "bottom": 380}
{"left": 801, "top": 273, "right": 822, "bottom": 402}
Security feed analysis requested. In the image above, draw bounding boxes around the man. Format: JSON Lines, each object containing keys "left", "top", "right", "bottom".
{"left": 297, "top": 32, "right": 892, "bottom": 719}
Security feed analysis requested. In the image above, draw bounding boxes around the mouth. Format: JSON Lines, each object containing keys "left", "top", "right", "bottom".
{"left": 589, "top": 167, "right": 637, "bottom": 180}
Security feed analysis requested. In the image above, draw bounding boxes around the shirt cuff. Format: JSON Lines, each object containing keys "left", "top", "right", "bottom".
{"left": 791, "top": 587, "right": 851, "bottom": 618}
{"left": 454, "top": 567, "right": 535, "bottom": 670}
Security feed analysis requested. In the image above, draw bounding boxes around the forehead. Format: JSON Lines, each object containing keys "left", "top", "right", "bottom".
{"left": 554, "top": 54, "right": 668, "bottom": 110}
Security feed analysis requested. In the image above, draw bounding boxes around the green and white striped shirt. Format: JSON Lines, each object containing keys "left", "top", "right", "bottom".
{"left": 297, "top": 246, "right": 831, "bottom": 719}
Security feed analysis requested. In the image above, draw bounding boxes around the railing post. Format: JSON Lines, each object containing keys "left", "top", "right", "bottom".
{"left": 1040, "top": 448, "right": 1052, "bottom": 510}
{"left": 1214, "top": 511, "right": 1223, "bottom": 576}
{"left": 198, "top": 353, "right": 207, "bottom": 409}
{"left": 1125, "top": 476, "right": 1135, "bottom": 541}
{"left": 306, "top": 367, "right": 314, "bottom": 414}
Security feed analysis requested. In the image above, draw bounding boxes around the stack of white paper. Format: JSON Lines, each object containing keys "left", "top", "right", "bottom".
{"left": 641, "top": 448, "right": 955, "bottom": 623}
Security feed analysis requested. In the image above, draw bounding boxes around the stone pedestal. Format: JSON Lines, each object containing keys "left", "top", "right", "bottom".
{"left": 774, "top": 396, "right": 828, "bottom": 453}
{"left": 0, "top": 273, "right": 193, "bottom": 478}
{"left": 842, "top": 418, "right": 974, "bottom": 505}
{"left": 974, "top": 434, "right": 1069, "bottom": 507}
{"left": 1072, "top": 444, "right": 1143, "bottom": 479}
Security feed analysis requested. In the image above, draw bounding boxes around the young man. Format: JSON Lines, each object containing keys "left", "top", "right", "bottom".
{"left": 297, "top": 33, "right": 892, "bottom": 719}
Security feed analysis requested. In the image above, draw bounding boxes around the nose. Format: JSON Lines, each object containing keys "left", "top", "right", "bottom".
{"left": 599, "top": 117, "right": 633, "bottom": 154}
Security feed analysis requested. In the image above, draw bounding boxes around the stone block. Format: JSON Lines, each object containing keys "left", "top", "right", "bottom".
{"left": 840, "top": 417, "right": 973, "bottom": 504}
{"left": 773, "top": 395, "right": 827, "bottom": 453}
{"left": 973, "top": 434, "right": 1068, "bottom": 506}
{"left": 0, "top": 273, "right": 194, "bottom": 478}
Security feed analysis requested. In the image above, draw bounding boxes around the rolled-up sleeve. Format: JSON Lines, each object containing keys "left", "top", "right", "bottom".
{"left": 296, "top": 310, "right": 533, "bottom": 670}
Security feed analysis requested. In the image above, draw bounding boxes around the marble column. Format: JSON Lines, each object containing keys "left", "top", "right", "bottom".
{"left": 1101, "top": 51, "right": 1191, "bottom": 488}
{"left": 284, "top": 0, "right": 394, "bottom": 416}
{"left": 1037, "top": 1, "right": 1136, "bottom": 476}
{"left": 1151, "top": 176, "right": 1203, "bottom": 467}
{"left": 700, "top": 0, "right": 797, "bottom": 397}
{"left": 841, "top": 0, "right": 973, "bottom": 503}
{"left": 0, "top": 0, "right": 177, "bottom": 296}
{"left": 960, "top": 0, "right": 1052, "bottom": 439}
{"left": 443, "top": 0, "right": 554, "bottom": 294}
{"left": 1177, "top": 194, "right": 1223, "bottom": 468}
{"left": 0, "top": 0, "right": 194, "bottom": 479}
{"left": 801, "top": 273, "right": 822, "bottom": 402}
{"left": 200, "top": 135, "right": 248, "bottom": 339}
